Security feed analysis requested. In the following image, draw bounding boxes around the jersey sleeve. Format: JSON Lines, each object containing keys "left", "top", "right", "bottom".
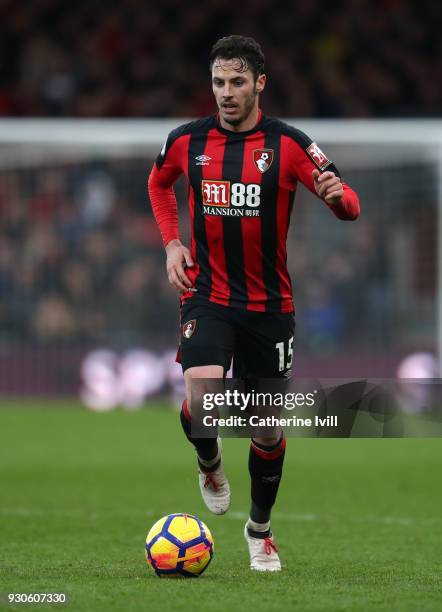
{"left": 283, "top": 129, "right": 360, "bottom": 221}
{"left": 147, "top": 129, "right": 189, "bottom": 247}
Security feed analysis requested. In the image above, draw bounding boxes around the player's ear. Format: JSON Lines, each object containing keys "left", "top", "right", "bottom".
{"left": 255, "top": 73, "right": 266, "bottom": 94}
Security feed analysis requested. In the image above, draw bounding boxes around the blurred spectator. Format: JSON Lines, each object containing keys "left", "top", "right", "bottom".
{"left": 303, "top": 282, "right": 344, "bottom": 353}
{"left": 33, "top": 292, "right": 77, "bottom": 341}
{"left": 105, "top": 256, "right": 158, "bottom": 345}
{"left": 60, "top": 260, "right": 105, "bottom": 340}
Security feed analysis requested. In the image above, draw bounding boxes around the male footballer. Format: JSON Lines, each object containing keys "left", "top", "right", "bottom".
{"left": 148, "top": 35, "right": 360, "bottom": 571}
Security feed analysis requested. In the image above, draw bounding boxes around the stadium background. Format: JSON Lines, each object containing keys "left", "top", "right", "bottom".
{"left": 1, "top": 3, "right": 442, "bottom": 611}
{"left": 0, "top": 0, "right": 441, "bottom": 400}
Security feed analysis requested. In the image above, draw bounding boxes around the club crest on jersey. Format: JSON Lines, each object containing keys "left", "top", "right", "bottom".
{"left": 253, "top": 149, "right": 274, "bottom": 173}
{"left": 306, "top": 142, "right": 331, "bottom": 170}
{"left": 182, "top": 319, "right": 196, "bottom": 339}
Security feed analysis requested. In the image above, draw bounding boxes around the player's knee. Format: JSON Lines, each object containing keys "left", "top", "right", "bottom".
{"left": 184, "top": 365, "right": 224, "bottom": 414}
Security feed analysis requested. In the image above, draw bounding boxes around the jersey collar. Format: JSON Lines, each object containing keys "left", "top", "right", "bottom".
{"left": 214, "top": 109, "right": 264, "bottom": 136}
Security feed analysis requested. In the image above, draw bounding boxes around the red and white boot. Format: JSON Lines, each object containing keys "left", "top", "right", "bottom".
{"left": 244, "top": 521, "right": 281, "bottom": 571}
{"left": 198, "top": 438, "right": 231, "bottom": 515}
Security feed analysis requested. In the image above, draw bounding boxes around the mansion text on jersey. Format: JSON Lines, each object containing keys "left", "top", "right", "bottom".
{"left": 202, "top": 180, "right": 262, "bottom": 217}
{"left": 203, "top": 206, "right": 260, "bottom": 217}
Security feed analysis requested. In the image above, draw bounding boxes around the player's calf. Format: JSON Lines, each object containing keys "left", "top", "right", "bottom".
{"left": 248, "top": 433, "right": 286, "bottom": 520}
{"left": 244, "top": 433, "right": 286, "bottom": 569}
{"left": 180, "top": 400, "right": 231, "bottom": 514}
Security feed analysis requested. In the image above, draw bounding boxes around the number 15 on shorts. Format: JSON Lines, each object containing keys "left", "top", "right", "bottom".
{"left": 276, "top": 336, "right": 293, "bottom": 372}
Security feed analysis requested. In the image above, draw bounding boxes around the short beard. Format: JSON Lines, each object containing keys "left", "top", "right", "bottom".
{"left": 221, "top": 90, "right": 258, "bottom": 127}
{"left": 223, "top": 116, "right": 242, "bottom": 126}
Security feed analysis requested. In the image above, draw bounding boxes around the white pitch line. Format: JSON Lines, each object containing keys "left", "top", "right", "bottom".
{"left": 226, "top": 511, "right": 319, "bottom": 522}
{"left": 0, "top": 507, "right": 440, "bottom": 527}
{"left": 0, "top": 507, "right": 156, "bottom": 521}
{"left": 218, "top": 511, "right": 441, "bottom": 526}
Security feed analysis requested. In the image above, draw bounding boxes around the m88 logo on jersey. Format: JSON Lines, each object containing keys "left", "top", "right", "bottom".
{"left": 202, "top": 180, "right": 261, "bottom": 217}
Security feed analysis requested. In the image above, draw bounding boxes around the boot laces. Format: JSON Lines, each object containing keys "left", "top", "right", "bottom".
{"left": 203, "top": 472, "right": 219, "bottom": 492}
{"left": 264, "top": 537, "right": 278, "bottom": 555}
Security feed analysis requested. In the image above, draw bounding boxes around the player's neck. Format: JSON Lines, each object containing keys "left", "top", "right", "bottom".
{"left": 219, "top": 107, "right": 262, "bottom": 132}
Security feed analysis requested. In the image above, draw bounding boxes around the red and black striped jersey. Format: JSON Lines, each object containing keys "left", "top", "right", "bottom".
{"left": 148, "top": 112, "right": 360, "bottom": 313}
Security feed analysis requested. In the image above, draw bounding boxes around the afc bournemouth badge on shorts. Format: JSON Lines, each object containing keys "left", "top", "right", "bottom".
{"left": 306, "top": 142, "right": 332, "bottom": 171}
{"left": 253, "top": 149, "right": 274, "bottom": 173}
{"left": 182, "top": 319, "right": 197, "bottom": 339}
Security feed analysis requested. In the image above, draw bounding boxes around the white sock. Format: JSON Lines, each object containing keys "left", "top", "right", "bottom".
{"left": 247, "top": 518, "right": 271, "bottom": 533}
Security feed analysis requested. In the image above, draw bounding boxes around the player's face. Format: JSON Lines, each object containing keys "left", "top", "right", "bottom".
{"left": 212, "top": 58, "right": 266, "bottom": 129}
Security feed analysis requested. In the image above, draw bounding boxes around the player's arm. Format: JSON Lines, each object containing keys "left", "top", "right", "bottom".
{"left": 148, "top": 135, "right": 194, "bottom": 292}
{"left": 287, "top": 135, "right": 360, "bottom": 220}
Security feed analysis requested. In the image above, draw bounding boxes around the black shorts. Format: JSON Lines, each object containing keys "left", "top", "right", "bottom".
{"left": 178, "top": 297, "right": 295, "bottom": 379}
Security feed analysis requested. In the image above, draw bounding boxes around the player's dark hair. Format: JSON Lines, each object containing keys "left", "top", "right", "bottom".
{"left": 209, "top": 35, "right": 265, "bottom": 80}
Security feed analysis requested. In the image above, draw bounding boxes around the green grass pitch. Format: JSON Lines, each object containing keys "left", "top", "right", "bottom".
{"left": 0, "top": 401, "right": 441, "bottom": 611}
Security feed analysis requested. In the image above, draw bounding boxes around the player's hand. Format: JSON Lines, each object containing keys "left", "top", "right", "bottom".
{"left": 312, "top": 169, "right": 344, "bottom": 206}
{"left": 165, "top": 239, "right": 195, "bottom": 293}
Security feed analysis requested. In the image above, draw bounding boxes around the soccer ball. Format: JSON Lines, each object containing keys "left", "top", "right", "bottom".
{"left": 144, "top": 513, "right": 214, "bottom": 578}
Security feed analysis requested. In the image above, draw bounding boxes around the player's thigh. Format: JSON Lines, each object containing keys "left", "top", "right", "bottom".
{"left": 234, "top": 312, "right": 295, "bottom": 379}
{"left": 179, "top": 299, "right": 235, "bottom": 378}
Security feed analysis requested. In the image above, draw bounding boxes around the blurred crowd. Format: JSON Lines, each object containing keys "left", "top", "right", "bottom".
{"left": 0, "top": 0, "right": 440, "bottom": 118}
{"left": 1, "top": 155, "right": 425, "bottom": 355}
{"left": 0, "top": 161, "right": 188, "bottom": 347}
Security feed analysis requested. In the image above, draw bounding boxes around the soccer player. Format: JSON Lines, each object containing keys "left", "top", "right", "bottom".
{"left": 148, "top": 35, "right": 360, "bottom": 571}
